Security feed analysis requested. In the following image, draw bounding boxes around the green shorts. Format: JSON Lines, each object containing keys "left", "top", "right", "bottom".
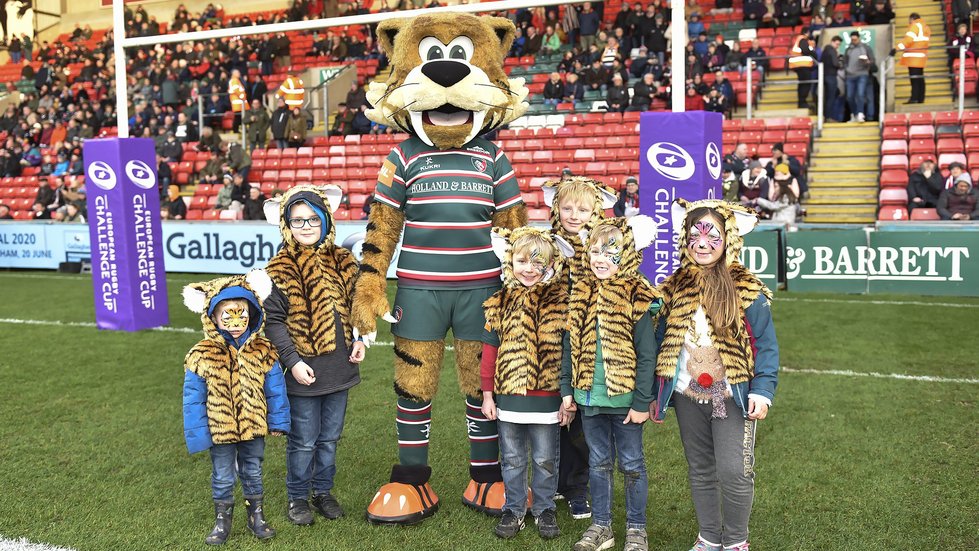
{"left": 391, "top": 286, "right": 500, "bottom": 341}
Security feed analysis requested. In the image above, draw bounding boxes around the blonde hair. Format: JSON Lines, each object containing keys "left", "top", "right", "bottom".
{"left": 512, "top": 233, "right": 555, "bottom": 266}
{"left": 555, "top": 180, "right": 602, "bottom": 209}
{"left": 588, "top": 224, "right": 624, "bottom": 249}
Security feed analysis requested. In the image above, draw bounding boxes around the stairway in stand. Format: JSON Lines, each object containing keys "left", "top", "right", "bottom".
{"left": 753, "top": 71, "right": 812, "bottom": 115}
{"left": 803, "top": 121, "right": 880, "bottom": 223}
{"left": 891, "top": 0, "right": 952, "bottom": 109}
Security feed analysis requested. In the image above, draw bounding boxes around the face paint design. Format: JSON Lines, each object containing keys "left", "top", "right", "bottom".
{"left": 216, "top": 304, "right": 249, "bottom": 339}
{"left": 594, "top": 237, "right": 623, "bottom": 266}
{"left": 528, "top": 247, "right": 546, "bottom": 275}
{"left": 689, "top": 221, "right": 722, "bottom": 251}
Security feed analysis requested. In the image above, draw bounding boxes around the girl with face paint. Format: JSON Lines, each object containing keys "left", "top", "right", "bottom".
{"left": 651, "top": 201, "right": 780, "bottom": 551}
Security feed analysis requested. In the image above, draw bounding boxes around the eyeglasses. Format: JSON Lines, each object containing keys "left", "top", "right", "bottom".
{"left": 288, "top": 217, "right": 322, "bottom": 229}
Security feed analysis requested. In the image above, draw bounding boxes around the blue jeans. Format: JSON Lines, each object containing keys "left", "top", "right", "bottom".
{"left": 543, "top": 98, "right": 560, "bottom": 106}
{"left": 581, "top": 413, "right": 647, "bottom": 529}
{"left": 498, "top": 421, "right": 560, "bottom": 517}
{"left": 286, "top": 391, "right": 348, "bottom": 500}
{"left": 846, "top": 75, "right": 869, "bottom": 118}
{"left": 210, "top": 438, "right": 265, "bottom": 501}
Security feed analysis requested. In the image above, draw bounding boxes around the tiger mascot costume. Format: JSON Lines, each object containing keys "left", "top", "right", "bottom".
{"left": 350, "top": 13, "right": 530, "bottom": 524}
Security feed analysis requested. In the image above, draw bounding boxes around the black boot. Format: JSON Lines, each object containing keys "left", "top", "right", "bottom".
{"left": 205, "top": 500, "right": 233, "bottom": 545}
{"left": 244, "top": 495, "right": 275, "bottom": 540}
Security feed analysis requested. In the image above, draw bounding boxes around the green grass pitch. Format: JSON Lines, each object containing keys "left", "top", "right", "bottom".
{"left": 0, "top": 271, "right": 976, "bottom": 550}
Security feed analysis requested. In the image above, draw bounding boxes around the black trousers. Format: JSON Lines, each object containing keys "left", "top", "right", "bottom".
{"left": 557, "top": 413, "right": 590, "bottom": 499}
{"left": 909, "top": 67, "right": 925, "bottom": 102}
{"left": 794, "top": 67, "right": 813, "bottom": 108}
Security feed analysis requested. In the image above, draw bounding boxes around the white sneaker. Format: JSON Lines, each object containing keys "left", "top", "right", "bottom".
{"left": 857, "top": 113, "right": 866, "bottom": 122}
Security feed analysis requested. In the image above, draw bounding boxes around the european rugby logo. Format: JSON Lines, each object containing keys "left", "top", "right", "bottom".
{"left": 646, "top": 142, "right": 695, "bottom": 181}
{"left": 125, "top": 160, "right": 157, "bottom": 190}
{"left": 87, "top": 161, "right": 117, "bottom": 190}
{"left": 705, "top": 142, "right": 722, "bottom": 180}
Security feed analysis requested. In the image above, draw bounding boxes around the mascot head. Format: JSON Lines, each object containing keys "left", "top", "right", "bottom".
{"left": 367, "top": 13, "right": 530, "bottom": 150}
{"left": 670, "top": 198, "right": 758, "bottom": 268}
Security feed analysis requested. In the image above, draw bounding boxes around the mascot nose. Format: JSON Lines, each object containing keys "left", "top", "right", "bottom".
{"left": 422, "top": 61, "right": 471, "bottom": 88}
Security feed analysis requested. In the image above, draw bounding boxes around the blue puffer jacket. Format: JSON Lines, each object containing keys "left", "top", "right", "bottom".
{"left": 183, "top": 286, "right": 291, "bottom": 454}
{"left": 652, "top": 294, "right": 779, "bottom": 421}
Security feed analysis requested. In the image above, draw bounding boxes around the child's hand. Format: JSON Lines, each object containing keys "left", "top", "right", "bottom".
{"left": 558, "top": 401, "right": 576, "bottom": 427}
{"left": 291, "top": 361, "right": 316, "bottom": 386}
{"left": 562, "top": 396, "right": 577, "bottom": 413}
{"left": 481, "top": 391, "right": 497, "bottom": 421}
{"left": 623, "top": 408, "right": 649, "bottom": 424}
{"left": 747, "top": 397, "right": 769, "bottom": 420}
{"left": 648, "top": 400, "right": 664, "bottom": 424}
{"left": 349, "top": 341, "right": 366, "bottom": 363}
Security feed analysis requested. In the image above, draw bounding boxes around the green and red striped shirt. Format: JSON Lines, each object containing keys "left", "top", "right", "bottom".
{"left": 373, "top": 136, "right": 523, "bottom": 289}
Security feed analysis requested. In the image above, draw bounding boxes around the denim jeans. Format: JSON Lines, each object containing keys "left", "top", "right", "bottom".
{"left": 846, "top": 75, "right": 869, "bottom": 117}
{"left": 286, "top": 391, "right": 348, "bottom": 500}
{"left": 581, "top": 413, "right": 647, "bottom": 529}
{"left": 210, "top": 438, "right": 265, "bottom": 501}
{"left": 498, "top": 421, "right": 560, "bottom": 517}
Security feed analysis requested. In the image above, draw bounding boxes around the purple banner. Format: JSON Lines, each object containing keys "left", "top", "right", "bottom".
{"left": 83, "top": 138, "right": 169, "bottom": 331}
{"left": 639, "top": 111, "right": 723, "bottom": 284}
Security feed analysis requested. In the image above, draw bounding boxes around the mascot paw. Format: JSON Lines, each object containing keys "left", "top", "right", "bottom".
{"left": 462, "top": 480, "right": 530, "bottom": 517}
{"left": 366, "top": 481, "right": 440, "bottom": 525}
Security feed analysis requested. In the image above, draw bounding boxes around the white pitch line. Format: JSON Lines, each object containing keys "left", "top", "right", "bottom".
{"left": 0, "top": 537, "right": 78, "bottom": 551}
{"left": 781, "top": 366, "right": 979, "bottom": 384}
{"left": 778, "top": 297, "right": 979, "bottom": 309}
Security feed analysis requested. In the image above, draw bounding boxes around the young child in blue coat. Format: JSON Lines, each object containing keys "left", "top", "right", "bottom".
{"left": 182, "top": 269, "right": 290, "bottom": 546}
{"left": 652, "top": 199, "right": 779, "bottom": 551}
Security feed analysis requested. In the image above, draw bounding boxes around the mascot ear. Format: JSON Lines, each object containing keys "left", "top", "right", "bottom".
{"left": 732, "top": 209, "right": 759, "bottom": 236}
{"left": 264, "top": 197, "right": 283, "bottom": 226}
{"left": 245, "top": 269, "right": 273, "bottom": 303}
{"left": 485, "top": 17, "right": 517, "bottom": 60}
{"left": 671, "top": 199, "right": 690, "bottom": 234}
{"left": 541, "top": 180, "right": 559, "bottom": 207}
{"left": 321, "top": 185, "right": 344, "bottom": 213}
{"left": 490, "top": 227, "right": 510, "bottom": 262}
{"left": 627, "top": 214, "right": 658, "bottom": 251}
{"left": 183, "top": 283, "right": 209, "bottom": 314}
{"left": 377, "top": 18, "right": 407, "bottom": 57}
{"left": 553, "top": 234, "right": 575, "bottom": 258}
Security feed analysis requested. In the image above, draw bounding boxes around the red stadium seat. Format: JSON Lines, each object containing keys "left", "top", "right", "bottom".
{"left": 883, "top": 113, "right": 909, "bottom": 128}
{"left": 881, "top": 140, "right": 908, "bottom": 155}
{"left": 880, "top": 155, "right": 909, "bottom": 171}
{"left": 909, "top": 208, "right": 939, "bottom": 220}
{"left": 879, "top": 188, "right": 908, "bottom": 206}
{"left": 908, "top": 139, "right": 936, "bottom": 155}
{"left": 935, "top": 111, "right": 960, "bottom": 126}
{"left": 938, "top": 153, "right": 967, "bottom": 170}
{"left": 879, "top": 169, "right": 908, "bottom": 188}
{"left": 937, "top": 138, "right": 964, "bottom": 154}
{"left": 878, "top": 206, "right": 909, "bottom": 220}
{"left": 882, "top": 126, "right": 909, "bottom": 140}
{"left": 908, "top": 125, "right": 935, "bottom": 139}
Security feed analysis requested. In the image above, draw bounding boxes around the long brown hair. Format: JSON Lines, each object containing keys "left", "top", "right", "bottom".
{"left": 686, "top": 207, "right": 740, "bottom": 337}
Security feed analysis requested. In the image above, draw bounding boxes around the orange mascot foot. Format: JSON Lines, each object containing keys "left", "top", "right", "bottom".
{"left": 366, "top": 466, "right": 439, "bottom": 525}
{"left": 462, "top": 464, "right": 523, "bottom": 517}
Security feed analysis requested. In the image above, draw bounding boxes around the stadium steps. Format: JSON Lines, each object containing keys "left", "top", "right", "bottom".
{"left": 890, "top": 0, "right": 952, "bottom": 106}
{"left": 755, "top": 72, "right": 808, "bottom": 112}
{"left": 803, "top": 121, "right": 880, "bottom": 223}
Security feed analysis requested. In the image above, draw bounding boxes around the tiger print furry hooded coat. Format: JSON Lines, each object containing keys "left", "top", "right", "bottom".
{"left": 182, "top": 270, "right": 291, "bottom": 454}
{"left": 482, "top": 227, "right": 569, "bottom": 395}
{"left": 655, "top": 198, "right": 772, "bottom": 387}
{"left": 566, "top": 216, "right": 662, "bottom": 395}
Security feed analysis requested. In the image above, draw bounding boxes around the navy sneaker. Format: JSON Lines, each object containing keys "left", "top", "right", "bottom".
{"left": 569, "top": 496, "right": 591, "bottom": 520}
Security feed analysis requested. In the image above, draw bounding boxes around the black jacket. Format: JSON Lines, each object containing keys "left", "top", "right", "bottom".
{"left": 271, "top": 107, "right": 291, "bottom": 140}
{"left": 907, "top": 169, "right": 945, "bottom": 208}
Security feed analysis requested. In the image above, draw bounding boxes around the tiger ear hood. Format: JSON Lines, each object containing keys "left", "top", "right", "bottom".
{"left": 366, "top": 13, "right": 530, "bottom": 150}
{"left": 672, "top": 198, "right": 757, "bottom": 267}
{"left": 183, "top": 270, "right": 270, "bottom": 338}
{"left": 491, "top": 226, "right": 566, "bottom": 288}
{"left": 267, "top": 185, "right": 342, "bottom": 250}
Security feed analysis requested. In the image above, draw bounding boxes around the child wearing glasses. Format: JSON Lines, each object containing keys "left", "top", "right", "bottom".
{"left": 263, "top": 185, "right": 367, "bottom": 526}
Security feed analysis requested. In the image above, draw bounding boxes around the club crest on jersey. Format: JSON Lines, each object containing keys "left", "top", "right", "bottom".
{"left": 472, "top": 158, "right": 488, "bottom": 173}
{"left": 393, "top": 305, "right": 404, "bottom": 322}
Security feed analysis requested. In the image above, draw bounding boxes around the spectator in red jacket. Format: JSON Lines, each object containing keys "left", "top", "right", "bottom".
{"left": 685, "top": 86, "right": 706, "bottom": 110}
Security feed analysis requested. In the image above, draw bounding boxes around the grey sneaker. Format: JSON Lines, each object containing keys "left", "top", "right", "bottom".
{"left": 624, "top": 528, "right": 648, "bottom": 551}
{"left": 311, "top": 492, "right": 343, "bottom": 519}
{"left": 535, "top": 509, "right": 560, "bottom": 539}
{"left": 286, "top": 499, "right": 314, "bottom": 526}
{"left": 494, "top": 511, "right": 525, "bottom": 539}
{"left": 574, "top": 524, "right": 614, "bottom": 551}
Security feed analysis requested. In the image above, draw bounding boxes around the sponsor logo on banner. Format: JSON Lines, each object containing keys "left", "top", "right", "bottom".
{"left": 646, "top": 142, "right": 695, "bottom": 181}
{"left": 705, "top": 142, "right": 722, "bottom": 180}
{"left": 88, "top": 161, "right": 118, "bottom": 190}
{"left": 125, "top": 160, "right": 157, "bottom": 189}
{"left": 786, "top": 245, "right": 971, "bottom": 282}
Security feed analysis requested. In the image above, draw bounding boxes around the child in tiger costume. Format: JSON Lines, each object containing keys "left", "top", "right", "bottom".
{"left": 560, "top": 216, "right": 661, "bottom": 551}
{"left": 479, "top": 227, "right": 574, "bottom": 540}
{"left": 651, "top": 199, "right": 779, "bottom": 551}
{"left": 182, "top": 270, "right": 291, "bottom": 545}
{"left": 542, "top": 176, "right": 617, "bottom": 520}
{"left": 261, "top": 185, "right": 367, "bottom": 526}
